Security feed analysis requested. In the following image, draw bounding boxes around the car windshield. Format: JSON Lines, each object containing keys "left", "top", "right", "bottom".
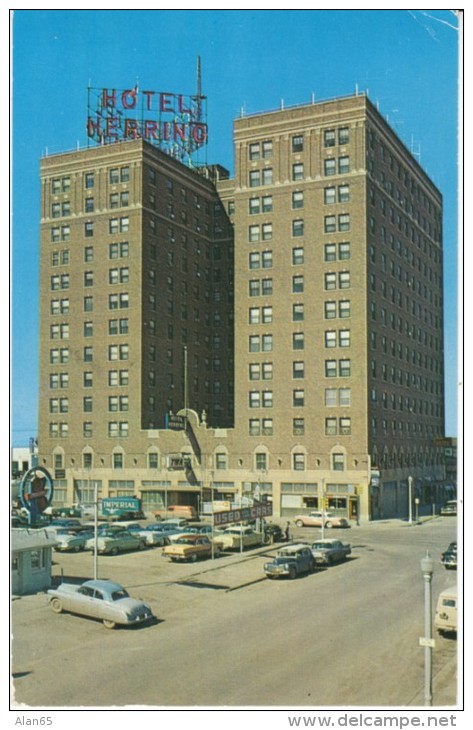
{"left": 111, "top": 589, "right": 130, "bottom": 601}
{"left": 101, "top": 530, "right": 120, "bottom": 537}
{"left": 176, "top": 537, "right": 195, "bottom": 544}
{"left": 312, "top": 542, "right": 331, "bottom": 549}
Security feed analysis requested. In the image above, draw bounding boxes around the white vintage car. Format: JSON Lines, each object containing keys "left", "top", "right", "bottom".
{"left": 217, "top": 525, "right": 264, "bottom": 550}
{"left": 310, "top": 539, "right": 351, "bottom": 565}
{"left": 48, "top": 579, "right": 154, "bottom": 629}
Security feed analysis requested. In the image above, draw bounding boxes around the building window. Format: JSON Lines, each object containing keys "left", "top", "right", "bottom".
{"left": 84, "top": 222, "right": 94, "bottom": 238}
{"left": 292, "top": 304, "right": 304, "bottom": 321}
{"left": 249, "top": 225, "right": 260, "bottom": 242}
{"left": 324, "top": 129, "right": 336, "bottom": 148}
{"left": 338, "top": 213, "right": 350, "bottom": 232}
{"left": 293, "top": 332, "right": 304, "bottom": 350}
{"left": 249, "top": 170, "right": 260, "bottom": 187}
{"left": 324, "top": 187, "right": 336, "bottom": 205}
{"left": 292, "top": 219, "right": 304, "bottom": 237}
{"left": 339, "top": 242, "right": 351, "bottom": 260}
{"left": 339, "top": 417, "right": 351, "bottom": 435}
{"left": 339, "top": 300, "right": 351, "bottom": 318}
{"left": 324, "top": 215, "right": 336, "bottom": 233}
{"left": 290, "top": 190, "right": 304, "bottom": 210}
{"left": 292, "top": 247, "right": 304, "bottom": 265}
{"left": 324, "top": 159, "right": 336, "bottom": 176}
{"left": 325, "top": 388, "right": 337, "bottom": 407}
{"left": 249, "top": 143, "right": 260, "bottom": 160}
{"left": 293, "top": 418, "right": 304, "bottom": 435}
{"left": 339, "top": 330, "right": 351, "bottom": 347}
{"left": 262, "top": 223, "right": 272, "bottom": 241}
{"left": 262, "top": 140, "right": 273, "bottom": 159}
{"left": 339, "top": 359, "right": 351, "bottom": 376}
{"left": 325, "top": 301, "right": 337, "bottom": 319}
{"left": 292, "top": 135, "right": 304, "bottom": 153}
{"left": 325, "top": 417, "right": 337, "bottom": 435}
{"left": 325, "top": 273, "right": 337, "bottom": 290}
{"left": 338, "top": 156, "right": 350, "bottom": 174}
{"left": 293, "top": 453, "right": 305, "bottom": 471}
{"left": 292, "top": 275, "right": 304, "bottom": 293}
{"left": 215, "top": 452, "right": 228, "bottom": 470}
{"left": 249, "top": 198, "right": 260, "bottom": 215}
{"left": 292, "top": 163, "right": 304, "bottom": 181}
{"left": 339, "top": 272, "right": 350, "bottom": 289}
{"left": 293, "top": 361, "right": 304, "bottom": 379}
{"left": 338, "top": 184, "right": 350, "bottom": 202}
{"left": 338, "top": 127, "right": 350, "bottom": 145}
{"left": 113, "top": 452, "right": 124, "bottom": 469}
{"left": 325, "top": 331, "right": 337, "bottom": 348}
{"left": 85, "top": 172, "right": 94, "bottom": 189}
{"left": 262, "top": 168, "right": 273, "bottom": 186}
{"left": 293, "top": 389, "right": 305, "bottom": 407}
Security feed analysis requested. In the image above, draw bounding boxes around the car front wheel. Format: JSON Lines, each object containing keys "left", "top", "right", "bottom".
{"left": 295, "top": 520, "right": 304, "bottom": 527}
{"left": 51, "top": 598, "right": 63, "bottom": 613}
{"left": 103, "top": 619, "right": 116, "bottom": 629}
{"left": 289, "top": 567, "right": 297, "bottom": 579}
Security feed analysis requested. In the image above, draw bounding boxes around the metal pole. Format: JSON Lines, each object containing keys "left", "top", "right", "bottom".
{"left": 408, "top": 476, "right": 413, "bottom": 525}
{"left": 321, "top": 478, "right": 326, "bottom": 539}
{"left": 93, "top": 475, "right": 98, "bottom": 580}
{"left": 421, "top": 553, "right": 434, "bottom": 706}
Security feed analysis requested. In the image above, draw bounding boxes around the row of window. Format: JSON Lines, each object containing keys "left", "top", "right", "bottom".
{"left": 248, "top": 329, "right": 351, "bottom": 351}
{"left": 248, "top": 185, "right": 349, "bottom": 216}
{"left": 52, "top": 191, "right": 130, "bottom": 219}
{"left": 248, "top": 157, "right": 350, "bottom": 187}
{"left": 248, "top": 389, "right": 352, "bottom": 411}
{"left": 247, "top": 300, "right": 351, "bottom": 323}
{"left": 248, "top": 213, "right": 350, "bottom": 241}
{"left": 248, "top": 128, "right": 350, "bottom": 160}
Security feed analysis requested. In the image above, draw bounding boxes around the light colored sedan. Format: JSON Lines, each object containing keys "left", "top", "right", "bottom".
{"left": 125, "top": 524, "right": 167, "bottom": 546}
{"left": 294, "top": 511, "right": 350, "bottom": 528}
{"left": 310, "top": 539, "right": 351, "bottom": 565}
{"left": 48, "top": 579, "right": 154, "bottom": 629}
{"left": 85, "top": 529, "right": 146, "bottom": 555}
{"left": 217, "top": 526, "right": 264, "bottom": 550}
{"left": 46, "top": 527, "right": 93, "bottom": 552}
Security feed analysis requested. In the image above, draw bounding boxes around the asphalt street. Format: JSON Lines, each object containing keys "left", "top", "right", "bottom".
{"left": 11, "top": 516, "right": 459, "bottom": 709}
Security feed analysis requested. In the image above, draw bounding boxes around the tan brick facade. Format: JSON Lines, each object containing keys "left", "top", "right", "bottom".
{"left": 37, "top": 96, "right": 446, "bottom": 521}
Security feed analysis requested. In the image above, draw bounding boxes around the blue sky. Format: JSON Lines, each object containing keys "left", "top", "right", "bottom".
{"left": 10, "top": 9, "right": 461, "bottom": 446}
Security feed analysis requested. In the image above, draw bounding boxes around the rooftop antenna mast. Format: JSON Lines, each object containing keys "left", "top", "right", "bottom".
{"left": 196, "top": 55, "right": 202, "bottom": 121}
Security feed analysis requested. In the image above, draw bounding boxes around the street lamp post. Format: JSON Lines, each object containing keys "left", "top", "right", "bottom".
{"left": 420, "top": 552, "right": 434, "bottom": 706}
{"left": 408, "top": 476, "right": 413, "bottom": 525}
{"left": 320, "top": 477, "right": 326, "bottom": 539}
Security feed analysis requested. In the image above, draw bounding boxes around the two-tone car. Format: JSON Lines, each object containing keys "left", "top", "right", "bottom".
{"left": 216, "top": 525, "right": 264, "bottom": 550}
{"left": 162, "top": 534, "right": 222, "bottom": 562}
{"left": 45, "top": 527, "right": 93, "bottom": 552}
{"left": 310, "top": 538, "right": 351, "bottom": 565}
{"left": 293, "top": 511, "right": 350, "bottom": 529}
{"left": 85, "top": 528, "right": 146, "bottom": 555}
{"left": 125, "top": 523, "right": 168, "bottom": 546}
{"left": 48, "top": 579, "right": 154, "bottom": 629}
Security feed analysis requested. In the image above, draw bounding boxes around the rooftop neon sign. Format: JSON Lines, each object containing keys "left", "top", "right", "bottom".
{"left": 87, "top": 86, "right": 208, "bottom": 163}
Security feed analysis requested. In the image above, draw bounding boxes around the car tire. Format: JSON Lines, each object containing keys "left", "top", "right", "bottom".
{"left": 190, "top": 553, "right": 198, "bottom": 563}
{"left": 214, "top": 548, "right": 221, "bottom": 558}
{"left": 73, "top": 545, "right": 81, "bottom": 553}
{"left": 102, "top": 619, "right": 116, "bottom": 629}
{"left": 110, "top": 547, "right": 119, "bottom": 556}
{"left": 295, "top": 520, "right": 304, "bottom": 528}
{"left": 138, "top": 542, "right": 145, "bottom": 551}
{"left": 326, "top": 522, "right": 333, "bottom": 529}
{"left": 50, "top": 598, "right": 63, "bottom": 614}
{"left": 289, "top": 567, "right": 297, "bottom": 580}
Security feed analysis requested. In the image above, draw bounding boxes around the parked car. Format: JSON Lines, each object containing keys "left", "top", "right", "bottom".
{"left": 49, "top": 518, "right": 82, "bottom": 529}
{"left": 85, "top": 529, "right": 146, "bottom": 555}
{"left": 264, "top": 544, "right": 315, "bottom": 579}
{"left": 162, "top": 534, "right": 223, "bottom": 562}
{"left": 45, "top": 505, "right": 82, "bottom": 518}
{"left": 293, "top": 511, "right": 350, "bottom": 529}
{"left": 48, "top": 579, "right": 154, "bottom": 629}
{"left": 45, "top": 527, "right": 93, "bottom": 552}
{"left": 154, "top": 504, "right": 199, "bottom": 522}
{"left": 143, "top": 523, "right": 185, "bottom": 543}
{"left": 125, "top": 524, "right": 169, "bottom": 546}
{"left": 434, "top": 586, "right": 457, "bottom": 636}
{"left": 217, "top": 525, "right": 264, "bottom": 550}
{"left": 440, "top": 500, "right": 457, "bottom": 516}
{"left": 263, "top": 523, "right": 285, "bottom": 544}
{"left": 440, "top": 542, "right": 457, "bottom": 570}
{"left": 310, "top": 538, "right": 351, "bottom": 565}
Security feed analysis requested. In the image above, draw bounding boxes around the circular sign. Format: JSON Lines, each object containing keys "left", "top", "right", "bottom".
{"left": 19, "top": 467, "right": 54, "bottom": 520}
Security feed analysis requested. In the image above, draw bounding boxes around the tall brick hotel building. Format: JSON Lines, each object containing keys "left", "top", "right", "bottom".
{"left": 37, "top": 92, "right": 446, "bottom": 521}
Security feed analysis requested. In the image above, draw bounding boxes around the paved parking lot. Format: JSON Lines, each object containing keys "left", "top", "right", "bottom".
{"left": 12, "top": 517, "right": 459, "bottom": 708}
